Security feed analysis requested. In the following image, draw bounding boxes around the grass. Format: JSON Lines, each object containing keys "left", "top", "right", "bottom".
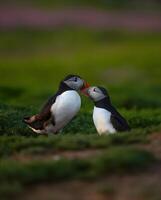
{"left": 0, "top": 147, "right": 155, "bottom": 199}
{"left": 0, "top": 28, "right": 161, "bottom": 199}
{"left": 0, "top": 131, "right": 149, "bottom": 157}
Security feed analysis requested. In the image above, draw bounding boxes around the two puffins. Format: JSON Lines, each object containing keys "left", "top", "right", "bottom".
{"left": 23, "top": 74, "right": 130, "bottom": 135}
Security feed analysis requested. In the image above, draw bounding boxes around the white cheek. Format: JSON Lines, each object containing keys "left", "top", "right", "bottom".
{"left": 91, "top": 93, "right": 99, "bottom": 100}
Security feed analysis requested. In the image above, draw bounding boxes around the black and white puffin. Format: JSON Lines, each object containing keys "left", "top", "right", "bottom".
{"left": 23, "top": 74, "right": 90, "bottom": 134}
{"left": 87, "top": 86, "right": 130, "bottom": 135}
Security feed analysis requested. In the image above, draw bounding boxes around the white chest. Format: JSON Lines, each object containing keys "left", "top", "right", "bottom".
{"left": 44, "top": 90, "right": 81, "bottom": 133}
{"left": 51, "top": 90, "right": 81, "bottom": 120}
{"left": 93, "top": 106, "right": 116, "bottom": 135}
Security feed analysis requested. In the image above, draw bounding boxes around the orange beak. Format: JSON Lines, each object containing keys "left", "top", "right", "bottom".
{"left": 80, "top": 81, "right": 90, "bottom": 96}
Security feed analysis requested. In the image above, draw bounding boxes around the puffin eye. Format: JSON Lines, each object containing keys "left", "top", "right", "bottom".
{"left": 74, "top": 77, "right": 77, "bottom": 82}
{"left": 93, "top": 88, "right": 96, "bottom": 92}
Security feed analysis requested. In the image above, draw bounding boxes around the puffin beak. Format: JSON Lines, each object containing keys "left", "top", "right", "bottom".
{"left": 80, "top": 81, "right": 90, "bottom": 96}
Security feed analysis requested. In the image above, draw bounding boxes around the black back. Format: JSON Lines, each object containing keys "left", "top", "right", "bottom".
{"left": 95, "top": 97, "right": 130, "bottom": 132}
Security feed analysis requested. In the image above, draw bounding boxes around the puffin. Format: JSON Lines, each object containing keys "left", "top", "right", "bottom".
{"left": 23, "top": 74, "right": 90, "bottom": 134}
{"left": 87, "top": 86, "right": 130, "bottom": 135}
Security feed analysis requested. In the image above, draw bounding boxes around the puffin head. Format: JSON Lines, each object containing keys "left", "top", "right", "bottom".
{"left": 87, "top": 86, "right": 110, "bottom": 102}
{"left": 63, "top": 74, "right": 90, "bottom": 95}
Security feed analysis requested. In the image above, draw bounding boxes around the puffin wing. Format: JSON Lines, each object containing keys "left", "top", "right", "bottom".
{"left": 28, "top": 119, "right": 45, "bottom": 130}
{"left": 38, "top": 95, "right": 56, "bottom": 119}
{"left": 23, "top": 94, "right": 58, "bottom": 130}
{"left": 109, "top": 106, "right": 130, "bottom": 131}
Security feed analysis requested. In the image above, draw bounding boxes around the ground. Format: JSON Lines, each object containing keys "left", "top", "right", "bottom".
{"left": 1, "top": 132, "right": 161, "bottom": 200}
{"left": 0, "top": 3, "right": 161, "bottom": 200}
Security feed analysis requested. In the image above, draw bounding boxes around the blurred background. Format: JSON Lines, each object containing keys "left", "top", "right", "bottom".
{"left": 0, "top": 0, "right": 161, "bottom": 110}
{"left": 0, "top": 1, "right": 161, "bottom": 200}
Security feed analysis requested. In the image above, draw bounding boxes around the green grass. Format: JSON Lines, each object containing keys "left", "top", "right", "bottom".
{"left": 0, "top": 147, "right": 155, "bottom": 182}
{"left": 0, "top": 147, "right": 155, "bottom": 199}
{"left": 0, "top": 131, "right": 149, "bottom": 157}
{"left": 0, "top": 102, "right": 161, "bottom": 136}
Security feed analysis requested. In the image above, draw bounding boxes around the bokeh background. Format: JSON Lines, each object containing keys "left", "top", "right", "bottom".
{"left": 0, "top": 0, "right": 161, "bottom": 108}
{"left": 0, "top": 1, "right": 161, "bottom": 200}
